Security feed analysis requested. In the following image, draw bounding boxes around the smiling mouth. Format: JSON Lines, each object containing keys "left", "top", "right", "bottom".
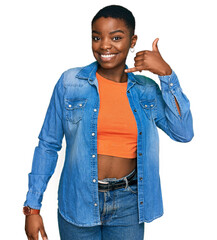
{"left": 99, "top": 53, "right": 117, "bottom": 61}
{"left": 101, "top": 54, "right": 116, "bottom": 58}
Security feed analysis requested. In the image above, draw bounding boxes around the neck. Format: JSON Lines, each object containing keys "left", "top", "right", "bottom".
{"left": 97, "top": 64, "right": 128, "bottom": 83}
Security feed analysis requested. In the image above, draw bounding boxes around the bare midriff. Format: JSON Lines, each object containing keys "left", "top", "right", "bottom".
{"left": 98, "top": 154, "right": 137, "bottom": 180}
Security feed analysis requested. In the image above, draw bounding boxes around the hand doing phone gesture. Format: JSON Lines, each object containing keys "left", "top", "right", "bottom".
{"left": 125, "top": 38, "right": 172, "bottom": 76}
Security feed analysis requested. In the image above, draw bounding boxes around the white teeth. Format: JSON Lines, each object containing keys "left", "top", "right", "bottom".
{"left": 101, "top": 54, "right": 115, "bottom": 58}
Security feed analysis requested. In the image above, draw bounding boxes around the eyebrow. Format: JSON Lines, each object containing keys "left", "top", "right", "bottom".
{"left": 92, "top": 30, "right": 125, "bottom": 34}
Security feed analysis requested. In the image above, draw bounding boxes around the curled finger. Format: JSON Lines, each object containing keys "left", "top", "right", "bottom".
{"left": 134, "top": 59, "right": 144, "bottom": 67}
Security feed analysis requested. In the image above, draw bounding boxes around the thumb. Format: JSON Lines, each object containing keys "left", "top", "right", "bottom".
{"left": 152, "top": 38, "right": 159, "bottom": 52}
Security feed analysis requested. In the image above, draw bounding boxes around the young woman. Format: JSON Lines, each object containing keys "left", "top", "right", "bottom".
{"left": 23, "top": 5, "right": 194, "bottom": 240}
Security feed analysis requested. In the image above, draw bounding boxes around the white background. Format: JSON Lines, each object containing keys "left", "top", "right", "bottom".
{"left": 1, "top": 0, "right": 217, "bottom": 239}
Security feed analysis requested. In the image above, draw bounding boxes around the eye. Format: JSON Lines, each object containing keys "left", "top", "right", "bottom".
{"left": 92, "top": 36, "right": 100, "bottom": 41}
{"left": 113, "top": 36, "right": 122, "bottom": 41}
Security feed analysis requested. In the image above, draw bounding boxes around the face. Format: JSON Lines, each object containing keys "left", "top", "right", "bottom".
{"left": 92, "top": 17, "right": 137, "bottom": 71}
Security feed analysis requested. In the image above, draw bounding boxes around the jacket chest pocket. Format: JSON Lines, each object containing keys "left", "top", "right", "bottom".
{"left": 64, "top": 98, "right": 87, "bottom": 124}
{"left": 139, "top": 99, "right": 157, "bottom": 120}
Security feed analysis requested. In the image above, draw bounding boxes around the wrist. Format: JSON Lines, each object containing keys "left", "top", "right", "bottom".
{"left": 23, "top": 206, "right": 40, "bottom": 216}
{"left": 159, "top": 64, "right": 172, "bottom": 76}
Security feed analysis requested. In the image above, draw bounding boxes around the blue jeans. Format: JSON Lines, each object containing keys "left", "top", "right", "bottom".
{"left": 58, "top": 168, "right": 145, "bottom": 239}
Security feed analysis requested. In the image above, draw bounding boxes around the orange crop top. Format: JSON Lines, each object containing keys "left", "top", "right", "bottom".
{"left": 96, "top": 72, "right": 137, "bottom": 159}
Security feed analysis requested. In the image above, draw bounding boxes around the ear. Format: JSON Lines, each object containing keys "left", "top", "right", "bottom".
{"left": 130, "top": 35, "right": 138, "bottom": 48}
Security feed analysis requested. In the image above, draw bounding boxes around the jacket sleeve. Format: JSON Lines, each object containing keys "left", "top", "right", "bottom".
{"left": 24, "top": 73, "right": 65, "bottom": 209}
{"left": 154, "top": 70, "right": 194, "bottom": 142}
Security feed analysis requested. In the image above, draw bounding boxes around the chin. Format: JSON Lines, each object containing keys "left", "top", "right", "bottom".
{"left": 97, "top": 60, "right": 126, "bottom": 71}
{"left": 96, "top": 61, "right": 117, "bottom": 69}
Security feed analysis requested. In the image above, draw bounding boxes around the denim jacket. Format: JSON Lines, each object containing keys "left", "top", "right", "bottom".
{"left": 24, "top": 61, "right": 194, "bottom": 226}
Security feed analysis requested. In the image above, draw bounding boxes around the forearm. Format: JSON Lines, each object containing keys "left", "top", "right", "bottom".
{"left": 24, "top": 140, "right": 60, "bottom": 209}
{"left": 156, "top": 70, "right": 194, "bottom": 142}
{"left": 174, "top": 96, "right": 181, "bottom": 116}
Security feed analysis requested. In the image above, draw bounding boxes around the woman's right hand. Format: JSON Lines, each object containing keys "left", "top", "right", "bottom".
{"left": 25, "top": 214, "right": 48, "bottom": 240}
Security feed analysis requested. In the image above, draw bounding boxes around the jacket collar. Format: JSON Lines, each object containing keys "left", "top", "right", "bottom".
{"left": 75, "top": 61, "right": 138, "bottom": 84}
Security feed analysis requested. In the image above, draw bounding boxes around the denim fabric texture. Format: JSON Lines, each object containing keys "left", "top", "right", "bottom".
{"left": 58, "top": 169, "right": 145, "bottom": 240}
{"left": 24, "top": 61, "right": 194, "bottom": 226}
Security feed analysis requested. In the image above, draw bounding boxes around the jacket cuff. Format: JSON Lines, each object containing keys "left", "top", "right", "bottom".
{"left": 23, "top": 191, "right": 42, "bottom": 210}
{"left": 158, "top": 70, "right": 181, "bottom": 92}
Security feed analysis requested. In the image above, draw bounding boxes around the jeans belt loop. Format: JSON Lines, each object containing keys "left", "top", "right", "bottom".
{"left": 123, "top": 177, "right": 128, "bottom": 189}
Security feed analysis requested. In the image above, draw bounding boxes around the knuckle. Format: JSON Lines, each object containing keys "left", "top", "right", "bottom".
{"left": 143, "top": 59, "right": 147, "bottom": 64}
{"left": 136, "top": 52, "right": 142, "bottom": 56}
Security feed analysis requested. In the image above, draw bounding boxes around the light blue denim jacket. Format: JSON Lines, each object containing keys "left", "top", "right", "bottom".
{"left": 24, "top": 61, "right": 194, "bottom": 226}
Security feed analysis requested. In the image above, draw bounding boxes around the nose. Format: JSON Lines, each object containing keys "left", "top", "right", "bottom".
{"left": 100, "top": 37, "right": 112, "bottom": 50}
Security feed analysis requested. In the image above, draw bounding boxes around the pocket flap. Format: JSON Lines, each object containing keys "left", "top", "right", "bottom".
{"left": 139, "top": 99, "right": 156, "bottom": 109}
{"left": 65, "top": 99, "right": 87, "bottom": 110}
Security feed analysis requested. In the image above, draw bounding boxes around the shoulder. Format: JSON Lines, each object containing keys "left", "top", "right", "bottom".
{"left": 61, "top": 66, "right": 84, "bottom": 85}
{"left": 133, "top": 74, "right": 158, "bottom": 88}
{"left": 54, "top": 66, "right": 85, "bottom": 94}
{"left": 59, "top": 61, "right": 97, "bottom": 86}
{"left": 132, "top": 74, "right": 161, "bottom": 99}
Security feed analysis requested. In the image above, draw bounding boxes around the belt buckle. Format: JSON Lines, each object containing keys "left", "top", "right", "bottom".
{"left": 98, "top": 180, "right": 117, "bottom": 191}
{"left": 98, "top": 180, "right": 109, "bottom": 184}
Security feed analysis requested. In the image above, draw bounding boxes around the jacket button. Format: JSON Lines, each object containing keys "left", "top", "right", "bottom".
{"left": 92, "top": 132, "right": 95, "bottom": 136}
{"left": 134, "top": 109, "right": 137, "bottom": 112}
{"left": 92, "top": 154, "right": 96, "bottom": 158}
{"left": 94, "top": 203, "right": 98, "bottom": 207}
{"left": 140, "top": 201, "right": 143, "bottom": 205}
{"left": 139, "top": 177, "right": 143, "bottom": 180}
{"left": 127, "top": 90, "right": 130, "bottom": 93}
{"left": 139, "top": 132, "right": 142, "bottom": 135}
{"left": 94, "top": 109, "right": 97, "bottom": 112}
{"left": 139, "top": 153, "right": 142, "bottom": 156}
{"left": 93, "top": 179, "right": 96, "bottom": 183}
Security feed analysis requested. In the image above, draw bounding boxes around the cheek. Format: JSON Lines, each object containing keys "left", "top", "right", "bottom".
{"left": 91, "top": 47, "right": 99, "bottom": 60}
{"left": 92, "top": 52, "right": 98, "bottom": 60}
{"left": 119, "top": 41, "right": 131, "bottom": 52}
{"left": 91, "top": 44, "right": 95, "bottom": 52}
{"left": 92, "top": 42, "right": 98, "bottom": 51}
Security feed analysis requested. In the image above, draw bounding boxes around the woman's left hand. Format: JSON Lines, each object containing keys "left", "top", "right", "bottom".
{"left": 125, "top": 38, "right": 172, "bottom": 76}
